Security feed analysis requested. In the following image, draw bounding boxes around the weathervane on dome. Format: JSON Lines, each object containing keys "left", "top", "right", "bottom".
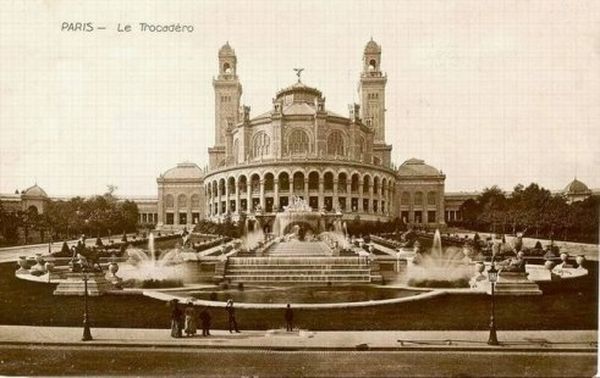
{"left": 293, "top": 68, "right": 304, "bottom": 83}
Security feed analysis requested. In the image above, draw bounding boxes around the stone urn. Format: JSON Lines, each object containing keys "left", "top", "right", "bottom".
{"left": 30, "top": 254, "right": 46, "bottom": 273}
{"left": 106, "top": 261, "right": 122, "bottom": 284}
{"left": 16, "top": 256, "right": 29, "bottom": 274}
{"left": 560, "top": 253, "right": 568, "bottom": 264}
{"left": 544, "top": 260, "right": 555, "bottom": 270}
{"left": 575, "top": 255, "right": 585, "bottom": 269}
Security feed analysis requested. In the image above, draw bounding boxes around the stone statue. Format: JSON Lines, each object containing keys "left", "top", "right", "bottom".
{"left": 499, "top": 251, "right": 526, "bottom": 273}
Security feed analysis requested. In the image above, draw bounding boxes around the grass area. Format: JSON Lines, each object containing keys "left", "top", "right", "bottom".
{"left": 0, "top": 262, "right": 596, "bottom": 330}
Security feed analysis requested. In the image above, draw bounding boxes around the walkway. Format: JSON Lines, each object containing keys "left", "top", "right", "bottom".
{"left": 454, "top": 231, "right": 599, "bottom": 261}
{"left": 0, "top": 326, "right": 595, "bottom": 352}
{"left": 0, "top": 233, "right": 141, "bottom": 264}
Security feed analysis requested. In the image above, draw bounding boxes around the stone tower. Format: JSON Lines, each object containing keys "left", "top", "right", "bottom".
{"left": 209, "top": 42, "right": 242, "bottom": 169}
{"left": 358, "top": 39, "right": 391, "bottom": 166}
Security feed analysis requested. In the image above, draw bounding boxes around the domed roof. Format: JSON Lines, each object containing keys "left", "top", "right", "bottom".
{"left": 275, "top": 81, "right": 322, "bottom": 100}
{"left": 364, "top": 38, "right": 381, "bottom": 54}
{"left": 564, "top": 178, "right": 590, "bottom": 194}
{"left": 218, "top": 41, "right": 235, "bottom": 57}
{"left": 162, "top": 162, "right": 203, "bottom": 180}
{"left": 397, "top": 158, "right": 443, "bottom": 177}
{"left": 22, "top": 184, "right": 48, "bottom": 198}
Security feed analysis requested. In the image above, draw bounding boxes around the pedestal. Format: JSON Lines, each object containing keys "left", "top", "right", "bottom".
{"left": 491, "top": 271, "right": 542, "bottom": 295}
{"left": 53, "top": 272, "right": 114, "bottom": 296}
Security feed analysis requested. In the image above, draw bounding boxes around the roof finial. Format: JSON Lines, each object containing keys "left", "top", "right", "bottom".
{"left": 293, "top": 68, "right": 304, "bottom": 83}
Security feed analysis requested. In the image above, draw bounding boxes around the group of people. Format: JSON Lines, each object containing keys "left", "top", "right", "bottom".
{"left": 170, "top": 300, "right": 295, "bottom": 337}
{"left": 170, "top": 300, "right": 212, "bottom": 338}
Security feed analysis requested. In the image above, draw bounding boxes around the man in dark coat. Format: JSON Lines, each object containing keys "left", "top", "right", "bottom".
{"left": 200, "top": 307, "right": 211, "bottom": 336}
{"left": 226, "top": 299, "right": 240, "bottom": 333}
{"left": 284, "top": 304, "right": 294, "bottom": 332}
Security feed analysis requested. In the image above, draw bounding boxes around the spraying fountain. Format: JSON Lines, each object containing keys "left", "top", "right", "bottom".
{"left": 116, "top": 233, "right": 187, "bottom": 285}
{"left": 406, "top": 229, "right": 474, "bottom": 288}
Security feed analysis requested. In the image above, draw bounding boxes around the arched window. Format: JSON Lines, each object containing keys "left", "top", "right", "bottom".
{"left": 428, "top": 191, "right": 437, "bottom": 205}
{"left": 219, "top": 179, "right": 226, "bottom": 196}
{"left": 177, "top": 194, "right": 187, "bottom": 208}
{"left": 288, "top": 129, "right": 309, "bottom": 155}
{"left": 363, "top": 176, "right": 370, "bottom": 194}
{"left": 324, "top": 172, "right": 334, "bottom": 191}
{"left": 228, "top": 177, "right": 236, "bottom": 194}
{"left": 165, "top": 194, "right": 174, "bottom": 208}
{"left": 191, "top": 194, "right": 200, "bottom": 208}
{"left": 338, "top": 173, "right": 347, "bottom": 193}
{"left": 414, "top": 192, "right": 423, "bottom": 206}
{"left": 327, "top": 131, "right": 345, "bottom": 156}
{"left": 293, "top": 172, "right": 305, "bottom": 191}
{"left": 373, "top": 177, "right": 379, "bottom": 196}
{"left": 250, "top": 174, "right": 260, "bottom": 193}
{"left": 238, "top": 175, "right": 247, "bottom": 193}
{"left": 278, "top": 172, "right": 289, "bottom": 191}
{"left": 369, "top": 59, "right": 377, "bottom": 70}
{"left": 264, "top": 173, "right": 274, "bottom": 191}
{"left": 252, "top": 132, "right": 270, "bottom": 159}
{"left": 308, "top": 171, "right": 319, "bottom": 190}
{"left": 351, "top": 174, "right": 360, "bottom": 193}
{"left": 223, "top": 62, "right": 231, "bottom": 74}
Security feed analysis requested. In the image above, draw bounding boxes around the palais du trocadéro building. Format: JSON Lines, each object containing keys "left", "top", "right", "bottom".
{"left": 157, "top": 40, "right": 445, "bottom": 229}
{"left": 5, "top": 41, "right": 595, "bottom": 229}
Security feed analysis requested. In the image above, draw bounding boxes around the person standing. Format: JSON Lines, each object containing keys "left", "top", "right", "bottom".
{"left": 284, "top": 304, "right": 294, "bottom": 332}
{"left": 226, "top": 299, "right": 240, "bottom": 333}
{"left": 184, "top": 301, "right": 197, "bottom": 337}
{"left": 200, "top": 307, "right": 212, "bottom": 336}
{"left": 170, "top": 300, "right": 183, "bottom": 338}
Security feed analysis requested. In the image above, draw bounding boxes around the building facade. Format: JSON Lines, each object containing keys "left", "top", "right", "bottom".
{"left": 156, "top": 40, "right": 446, "bottom": 229}
{"left": 14, "top": 42, "right": 595, "bottom": 230}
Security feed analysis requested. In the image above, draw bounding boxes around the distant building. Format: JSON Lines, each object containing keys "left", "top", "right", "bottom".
{"left": 0, "top": 184, "right": 49, "bottom": 215}
{"left": 562, "top": 178, "right": 593, "bottom": 204}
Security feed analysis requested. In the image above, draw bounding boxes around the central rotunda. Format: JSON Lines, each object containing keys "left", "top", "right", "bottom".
{"left": 157, "top": 40, "right": 446, "bottom": 229}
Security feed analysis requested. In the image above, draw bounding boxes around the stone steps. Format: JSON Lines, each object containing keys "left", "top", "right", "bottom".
{"left": 224, "top": 275, "right": 372, "bottom": 283}
{"left": 227, "top": 269, "right": 370, "bottom": 275}
{"left": 224, "top": 255, "right": 372, "bottom": 283}
{"left": 229, "top": 257, "right": 368, "bottom": 265}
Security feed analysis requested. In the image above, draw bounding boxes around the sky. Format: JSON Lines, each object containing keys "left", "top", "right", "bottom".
{"left": 0, "top": 0, "right": 598, "bottom": 196}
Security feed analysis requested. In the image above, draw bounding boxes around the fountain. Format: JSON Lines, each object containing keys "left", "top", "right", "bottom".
{"left": 406, "top": 229, "right": 473, "bottom": 288}
{"left": 116, "top": 233, "right": 187, "bottom": 286}
{"left": 222, "top": 197, "right": 373, "bottom": 284}
{"left": 239, "top": 217, "right": 264, "bottom": 252}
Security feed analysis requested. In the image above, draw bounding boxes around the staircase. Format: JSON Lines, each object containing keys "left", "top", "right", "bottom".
{"left": 224, "top": 256, "right": 372, "bottom": 283}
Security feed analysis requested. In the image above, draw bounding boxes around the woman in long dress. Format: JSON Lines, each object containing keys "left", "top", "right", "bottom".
{"left": 184, "top": 301, "right": 197, "bottom": 337}
{"left": 170, "top": 300, "right": 182, "bottom": 338}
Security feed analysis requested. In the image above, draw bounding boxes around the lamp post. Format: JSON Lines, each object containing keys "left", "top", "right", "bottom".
{"left": 81, "top": 266, "right": 93, "bottom": 341}
{"left": 487, "top": 261, "right": 499, "bottom": 346}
